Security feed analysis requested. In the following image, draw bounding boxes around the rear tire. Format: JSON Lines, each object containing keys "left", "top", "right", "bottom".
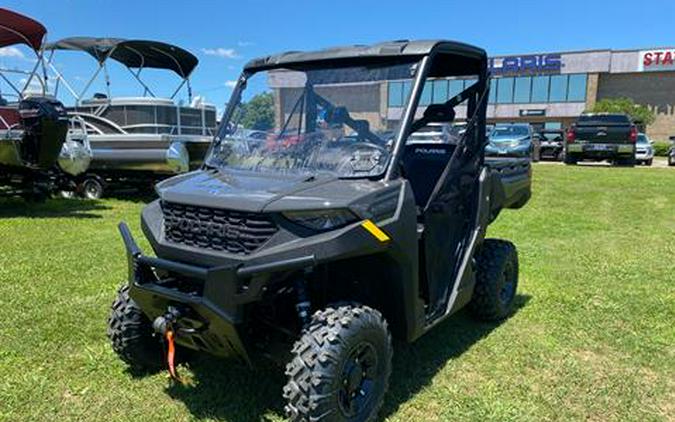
{"left": 616, "top": 158, "right": 635, "bottom": 167}
{"left": 470, "top": 239, "right": 519, "bottom": 321}
{"left": 563, "top": 155, "right": 577, "bottom": 165}
{"left": 283, "top": 304, "right": 392, "bottom": 422}
{"left": 107, "top": 285, "right": 163, "bottom": 370}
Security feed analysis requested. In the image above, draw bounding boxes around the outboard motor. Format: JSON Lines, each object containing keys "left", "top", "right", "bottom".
{"left": 18, "top": 97, "right": 68, "bottom": 169}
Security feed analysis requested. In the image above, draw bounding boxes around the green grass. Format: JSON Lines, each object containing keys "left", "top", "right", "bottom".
{"left": 1, "top": 165, "right": 673, "bottom": 422}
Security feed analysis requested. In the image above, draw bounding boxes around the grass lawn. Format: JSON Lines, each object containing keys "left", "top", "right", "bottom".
{"left": 0, "top": 164, "right": 673, "bottom": 421}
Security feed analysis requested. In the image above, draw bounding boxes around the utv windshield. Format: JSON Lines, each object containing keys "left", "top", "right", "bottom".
{"left": 206, "top": 60, "right": 420, "bottom": 178}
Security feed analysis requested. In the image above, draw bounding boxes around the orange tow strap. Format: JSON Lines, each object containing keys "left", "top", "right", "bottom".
{"left": 165, "top": 330, "right": 181, "bottom": 383}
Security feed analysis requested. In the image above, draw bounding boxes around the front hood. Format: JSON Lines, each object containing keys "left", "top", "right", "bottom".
{"left": 156, "top": 169, "right": 359, "bottom": 212}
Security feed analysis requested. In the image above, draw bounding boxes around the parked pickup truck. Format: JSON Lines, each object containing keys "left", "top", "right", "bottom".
{"left": 564, "top": 113, "right": 637, "bottom": 166}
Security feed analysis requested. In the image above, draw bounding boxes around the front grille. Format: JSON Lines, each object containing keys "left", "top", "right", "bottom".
{"left": 161, "top": 201, "right": 278, "bottom": 254}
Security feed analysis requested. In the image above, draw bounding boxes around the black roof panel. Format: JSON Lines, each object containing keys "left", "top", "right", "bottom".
{"left": 244, "top": 39, "right": 487, "bottom": 72}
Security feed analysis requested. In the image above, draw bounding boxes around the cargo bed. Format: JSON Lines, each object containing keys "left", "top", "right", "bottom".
{"left": 485, "top": 156, "right": 532, "bottom": 210}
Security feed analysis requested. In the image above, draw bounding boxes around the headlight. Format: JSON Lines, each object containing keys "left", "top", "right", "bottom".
{"left": 283, "top": 209, "right": 358, "bottom": 231}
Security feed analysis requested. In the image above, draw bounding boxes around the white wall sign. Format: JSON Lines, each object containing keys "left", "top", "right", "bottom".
{"left": 639, "top": 49, "right": 675, "bottom": 72}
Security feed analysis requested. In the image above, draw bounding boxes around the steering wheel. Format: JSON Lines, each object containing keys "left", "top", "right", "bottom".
{"left": 335, "top": 141, "right": 388, "bottom": 174}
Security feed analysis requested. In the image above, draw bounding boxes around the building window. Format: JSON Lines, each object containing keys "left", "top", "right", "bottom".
{"left": 567, "top": 74, "right": 587, "bottom": 102}
{"left": 497, "top": 77, "right": 514, "bottom": 103}
{"left": 420, "top": 82, "right": 433, "bottom": 106}
{"left": 513, "top": 77, "right": 531, "bottom": 103}
{"left": 489, "top": 79, "right": 497, "bottom": 104}
{"left": 403, "top": 81, "right": 412, "bottom": 105}
{"left": 388, "top": 82, "right": 403, "bottom": 107}
{"left": 432, "top": 80, "right": 448, "bottom": 103}
{"left": 545, "top": 122, "right": 562, "bottom": 129}
{"left": 549, "top": 75, "right": 568, "bottom": 102}
{"left": 464, "top": 78, "right": 478, "bottom": 90}
{"left": 531, "top": 76, "right": 549, "bottom": 103}
{"left": 449, "top": 79, "right": 464, "bottom": 100}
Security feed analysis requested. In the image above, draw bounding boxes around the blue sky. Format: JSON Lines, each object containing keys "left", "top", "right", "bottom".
{"left": 2, "top": 0, "right": 674, "bottom": 110}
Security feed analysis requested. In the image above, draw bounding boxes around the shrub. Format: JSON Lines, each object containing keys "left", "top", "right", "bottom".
{"left": 652, "top": 142, "right": 671, "bottom": 157}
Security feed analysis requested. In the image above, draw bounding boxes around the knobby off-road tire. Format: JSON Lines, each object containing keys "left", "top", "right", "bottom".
{"left": 470, "top": 239, "right": 519, "bottom": 321}
{"left": 283, "top": 304, "right": 392, "bottom": 422}
{"left": 107, "top": 285, "right": 163, "bottom": 370}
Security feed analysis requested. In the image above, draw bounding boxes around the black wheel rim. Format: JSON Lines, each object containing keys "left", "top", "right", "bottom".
{"left": 338, "top": 341, "right": 379, "bottom": 418}
{"left": 499, "top": 262, "right": 517, "bottom": 305}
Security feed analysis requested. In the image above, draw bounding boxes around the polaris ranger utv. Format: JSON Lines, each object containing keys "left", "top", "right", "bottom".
{"left": 108, "top": 40, "right": 531, "bottom": 422}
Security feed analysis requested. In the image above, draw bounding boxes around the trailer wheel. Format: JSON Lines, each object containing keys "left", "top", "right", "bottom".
{"left": 107, "top": 285, "right": 163, "bottom": 370}
{"left": 283, "top": 304, "right": 392, "bottom": 422}
{"left": 470, "top": 239, "right": 519, "bottom": 321}
{"left": 58, "top": 190, "right": 76, "bottom": 199}
{"left": 80, "top": 177, "right": 104, "bottom": 200}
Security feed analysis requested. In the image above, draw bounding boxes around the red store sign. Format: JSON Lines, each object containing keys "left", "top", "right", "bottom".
{"left": 639, "top": 49, "right": 675, "bottom": 71}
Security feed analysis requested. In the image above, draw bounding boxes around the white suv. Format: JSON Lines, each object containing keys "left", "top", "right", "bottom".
{"left": 635, "top": 133, "right": 655, "bottom": 166}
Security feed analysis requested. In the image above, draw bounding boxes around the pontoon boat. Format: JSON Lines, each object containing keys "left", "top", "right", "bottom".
{"left": 0, "top": 8, "right": 89, "bottom": 199}
{"left": 45, "top": 37, "right": 217, "bottom": 198}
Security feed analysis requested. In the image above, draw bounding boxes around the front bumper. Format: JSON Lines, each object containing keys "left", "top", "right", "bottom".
{"left": 566, "top": 143, "right": 634, "bottom": 158}
{"left": 635, "top": 149, "right": 654, "bottom": 160}
{"left": 485, "top": 145, "right": 531, "bottom": 158}
{"left": 119, "top": 222, "right": 316, "bottom": 363}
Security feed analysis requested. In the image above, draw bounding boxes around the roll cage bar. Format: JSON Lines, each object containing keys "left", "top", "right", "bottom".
{"left": 43, "top": 38, "right": 198, "bottom": 104}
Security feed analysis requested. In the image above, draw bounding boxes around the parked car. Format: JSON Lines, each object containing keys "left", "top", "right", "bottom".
{"left": 565, "top": 113, "right": 637, "bottom": 166}
{"left": 635, "top": 133, "right": 654, "bottom": 166}
{"left": 535, "top": 129, "right": 565, "bottom": 160}
{"left": 107, "top": 39, "right": 532, "bottom": 422}
{"left": 669, "top": 136, "right": 675, "bottom": 166}
{"left": 486, "top": 123, "right": 538, "bottom": 160}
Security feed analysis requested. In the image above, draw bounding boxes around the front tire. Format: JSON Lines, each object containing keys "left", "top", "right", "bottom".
{"left": 107, "top": 285, "right": 163, "bottom": 370}
{"left": 470, "top": 239, "right": 519, "bottom": 321}
{"left": 283, "top": 304, "right": 392, "bottom": 422}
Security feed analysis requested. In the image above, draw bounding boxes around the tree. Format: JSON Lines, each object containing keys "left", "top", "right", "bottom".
{"left": 589, "top": 97, "right": 656, "bottom": 126}
{"left": 240, "top": 92, "right": 275, "bottom": 130}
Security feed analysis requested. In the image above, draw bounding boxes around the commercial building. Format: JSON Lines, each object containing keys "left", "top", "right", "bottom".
{"left": 395, "top": 47, "right": 675, "bottom": 139}
{"left": 272, "top": 46, "right": 675, "bottom": 140}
